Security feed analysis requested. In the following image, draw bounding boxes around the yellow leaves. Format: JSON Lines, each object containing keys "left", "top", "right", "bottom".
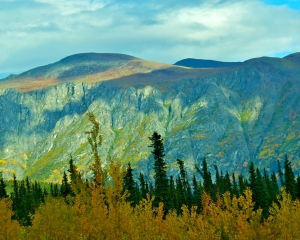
{"left": 0, "top": 159, "right": 6, "bottom": 164}
{"left": 0, "top": 198, "right": 21, "bottom": 240}
{"left": 7, "top": 177, "right": 300, "bottom": 239}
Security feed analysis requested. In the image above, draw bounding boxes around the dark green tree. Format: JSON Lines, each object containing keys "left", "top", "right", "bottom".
{"left": 0, "top": 172, "right": 7, "bottom": 199}
{"left": 123, "top": 163, "right": 137, "bottom": 206}
{"left": 149, "top": 132, "right": 169, "bottom": 208}
{"left": 61, "top": 171, "right": 72, "bottom": 198}
{"left": 283, "top": 155, "right": 297, "bottom": 200}
{"left": 202, "top": 158, "right": 214, "bottom": 199}
{"left": 139, "top": 173, "right": 148, "bottom": 199}
{"left": 277, "top": 159, "right": 284, "bottom": 187}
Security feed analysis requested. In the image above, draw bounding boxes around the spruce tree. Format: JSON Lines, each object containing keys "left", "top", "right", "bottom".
{"left": 61, "top": 171, "right": 72, "bottom": 198}
{"left": 202, "top": 158, "right": 214, "bottom": 200}
{"left": 277, "top": 159, "right": 284, "bottom": 187}
{"left": 283, "top": 155, "right": 297, "bottom": 200}
{"left": 139, "top": 173, "right": 148, "bottom": 199}
{"left": 149, "top": 132, "right": 169, "bottom": 208}
{"left": 296, "top": 175, "right": 300, "bottom": 200}
{"left": 123, "top": 163, "right": 137, "bottom": 205}
{"left": 0, "top": 172, "right": 7, "bottom": 199}
{"left": 232, "top": 173, "right": 239, "bottom": 197}
{"left": 248, "top": 162, "right": 259, "bottom": 209}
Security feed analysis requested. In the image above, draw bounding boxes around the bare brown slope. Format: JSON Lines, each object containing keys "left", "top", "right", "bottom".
{"left": 0, "top": 53, "right": 229, "bottom": 92}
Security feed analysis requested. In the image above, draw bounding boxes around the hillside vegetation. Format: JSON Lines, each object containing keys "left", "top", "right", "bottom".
{"left": 1, "top": 113, "right": 300, "bottom": 239}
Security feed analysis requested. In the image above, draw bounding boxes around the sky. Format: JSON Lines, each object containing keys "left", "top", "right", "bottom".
{"left": 0, "top": 0, "right": 300, "bottom": 78}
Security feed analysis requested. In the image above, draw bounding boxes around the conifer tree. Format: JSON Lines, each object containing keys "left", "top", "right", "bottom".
{"left": 176, "top": 176, "right": 185, "bottom": 212}
{"left": 270, "top": 171, "right": 279, "bottom": 202}
{"left": 238, "top": 174, "right": 246, "bottom": 196}
{"left": 168, "top": 176, "right": 176, "bottom": 210}
{"left": 149, "top": 132, "right": 169, "bottom": 208}
{"left": 192, "top": 175, "right": 201, "bottom": 208}
{"left": 139, "top": 173, "right": 148, "bottom": 199}
{"left": 248, "top": 162, "right": 259, "bottom": 209}
{"left": 296, "top": 175, "right": 300, "bottom": 200}
{"left": 232, "top": 173, "right": 239, "bottom": 197}
{"left": 277, "top": 159, "right": 284, "bottom": 187}
{"left": 202, "top": 158, "right": 214, "bottom": 199}
{"left": 0, "top": 172, "right": 7, "bottom": 199}
{"left": 283, "top": 155, "right": 297, "bottom": 200}
{"left": 123, "top": 163, "right": 137, "bottom": 205}
{"left": 61, "top": 171, "right": 72, "bottom": 198}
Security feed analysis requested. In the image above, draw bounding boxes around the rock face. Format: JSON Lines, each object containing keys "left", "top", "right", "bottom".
{"left": 0, "top": 53, "right": 300, "bottom": 181}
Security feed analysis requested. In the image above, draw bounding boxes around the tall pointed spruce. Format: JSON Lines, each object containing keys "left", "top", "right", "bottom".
{"left": 149, "top": 132, "right": 169, "bottom": 208}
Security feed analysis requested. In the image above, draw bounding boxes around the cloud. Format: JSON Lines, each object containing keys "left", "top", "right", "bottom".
{"left": 0, "top": 0, "right": 299, "bottom": 75}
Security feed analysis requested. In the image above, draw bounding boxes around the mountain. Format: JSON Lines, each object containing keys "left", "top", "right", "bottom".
{"left": 174, "top": 58, "right": 242, "bottom": 68}
{"left": 0, "top": 52, "right": 300, "bottom": 182}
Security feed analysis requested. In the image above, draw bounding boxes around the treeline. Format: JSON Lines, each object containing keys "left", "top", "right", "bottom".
{"left": 1, "top": 113, "right": 300, "bottom": 239}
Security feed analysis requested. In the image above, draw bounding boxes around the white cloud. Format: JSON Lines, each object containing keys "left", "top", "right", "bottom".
{"left": 0, "top": 0, "right": 299, "bottom": 74}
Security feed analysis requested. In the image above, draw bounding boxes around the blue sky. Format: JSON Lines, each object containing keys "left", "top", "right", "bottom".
{"left": 0, "top": 0, "right": 299, "bottom": 78}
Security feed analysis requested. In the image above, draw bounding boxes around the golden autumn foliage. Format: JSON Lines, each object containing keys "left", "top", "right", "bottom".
{"left": 5, "top": 164, "right": 296, "bottom": 240}
{"left": 0, "top": 198, "right": 21, "bottom": 240}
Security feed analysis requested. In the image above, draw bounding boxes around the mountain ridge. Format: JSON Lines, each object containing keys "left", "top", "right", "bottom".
{"left": 1, "top": 52, "right": 300, "bottom": 181}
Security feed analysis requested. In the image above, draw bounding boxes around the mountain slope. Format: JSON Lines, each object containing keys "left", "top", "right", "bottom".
{"left": 0, "top": 52, "right": 300, "bottom": 181}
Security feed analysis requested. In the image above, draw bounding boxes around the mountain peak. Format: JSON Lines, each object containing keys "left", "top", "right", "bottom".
{"left": 58, "top": 53, "right": 137, "bottom": 64}
{"left": 284, "top": 52, "right": 300, "bottom": 64}
{"left": 174, "top": 58, "right": 241, "bottom": 68}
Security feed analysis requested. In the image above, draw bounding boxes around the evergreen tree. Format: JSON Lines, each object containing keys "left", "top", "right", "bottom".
{"left": 149, "top": 132, "right": 169, "bottom": 208}
{"left": 283, "top": 155, "right": 297, "bottom": 200}
{"left": 192, "top": 175, "right": 201, "bottom": 208}
{"left": 270, "top": 171, "right": 279, "bottom": 203}
{"left": 123, "top": 163, "right": 137, "bottom": 205}
{"left": 202, "top": 158, "right": 214, "bottom": 200}
{"left": 139, "top": 173, "right": 148, "bottom": 199}
{"left": 61, "top": 171, "right": 72, "bottom": 198}
{"left": 238, "top": 174, "right": 246, "bottom": 196}
{"left": 223, "top": 172, "right": 232, "bottom": 195}
{"left": 168, "top": 176, "right": 176, "bottom": 210}
{"left": 256, "top": 168, "right": 268, "bottom": 217}
{"left": 277, "top": 159, "right": 284, "bottom": 187}
{"left": 296, "top": 175, "right": 300, "bottom": 200}
{"left": 0, "top": 172, "right": 7, "bottom": 199}
{"left": 248, "top": 162, "right": 259, "bottom": 209}
{"left": 176, "top": 176, "right": 185, "bottom": 213}
{"left": 232, "top": 173, "right": 239, "bottom": 197}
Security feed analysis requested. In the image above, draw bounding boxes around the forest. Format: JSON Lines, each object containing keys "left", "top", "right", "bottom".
{"left": 1, "top": 113, "right": 300, "bottom": 239}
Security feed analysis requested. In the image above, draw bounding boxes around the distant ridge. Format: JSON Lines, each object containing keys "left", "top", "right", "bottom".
{"left": 174, "top": 58, "right": 242, "bottom": 68}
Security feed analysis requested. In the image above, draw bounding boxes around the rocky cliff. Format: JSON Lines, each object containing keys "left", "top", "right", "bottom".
{"left": 0, "top": 52, "right": 300, "bottom": 181}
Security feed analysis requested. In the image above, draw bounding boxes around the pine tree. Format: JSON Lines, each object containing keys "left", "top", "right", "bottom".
{"left": 149, "top": 132, "right": 169, "bottom": 208}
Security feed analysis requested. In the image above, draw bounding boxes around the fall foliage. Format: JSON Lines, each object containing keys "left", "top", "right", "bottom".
{"left": 1, "top": 113, "right": 300, "bottom": 239}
